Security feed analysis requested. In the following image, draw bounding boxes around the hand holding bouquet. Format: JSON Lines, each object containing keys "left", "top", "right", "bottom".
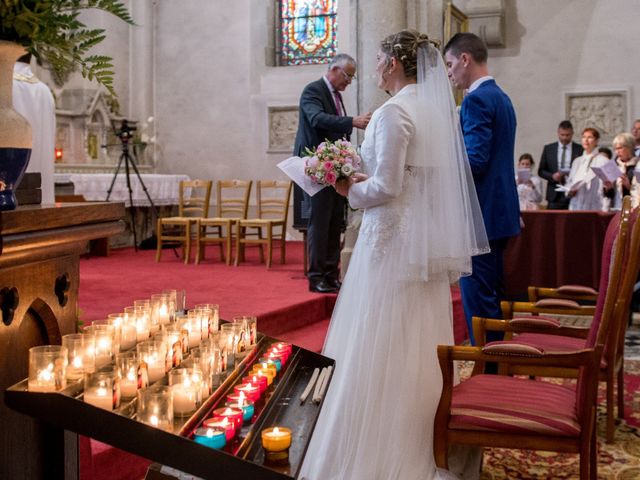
{"left": 304, "top": 139, "right": 361, "bottom": 187}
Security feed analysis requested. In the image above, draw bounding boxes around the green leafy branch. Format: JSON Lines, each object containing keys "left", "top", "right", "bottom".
{"left": 0, "top": 0, "right": 134, "bottom": 96}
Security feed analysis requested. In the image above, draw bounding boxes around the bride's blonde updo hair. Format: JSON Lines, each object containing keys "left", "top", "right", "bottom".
{"left": 380, "top": 29, "right": 439, "bottom": 79}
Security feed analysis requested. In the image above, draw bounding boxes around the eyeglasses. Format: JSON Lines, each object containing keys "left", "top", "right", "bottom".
{"left": 337, "top": 67, "right": 356, "bottom": 81}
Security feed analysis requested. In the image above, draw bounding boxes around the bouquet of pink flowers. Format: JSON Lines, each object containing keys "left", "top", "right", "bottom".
{"left": 304, "top": 139, "right": 361, "bottom": 186}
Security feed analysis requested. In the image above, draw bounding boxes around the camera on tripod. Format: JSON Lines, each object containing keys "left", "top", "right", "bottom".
{"left": 115, "top": 119, "right": 137, "bottom": 144}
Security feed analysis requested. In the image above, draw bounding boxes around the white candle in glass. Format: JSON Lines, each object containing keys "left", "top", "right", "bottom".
{"left": 120, "top": 366, "right": 138, "bottom": 398}
{"left": 84, "top": 387, "right": 113, "bottom": 410}
{"left": 29, "top": 366, "right": 57, "bottom": 392}
{"left": 172, "top": 384, "right": 197, "bottom": 415}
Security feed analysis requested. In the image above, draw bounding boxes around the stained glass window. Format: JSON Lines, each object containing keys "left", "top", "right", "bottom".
{"left": 278, "top": 0, "right": 338, "bottom": 66}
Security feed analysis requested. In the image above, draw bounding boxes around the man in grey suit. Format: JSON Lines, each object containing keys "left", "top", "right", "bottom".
{"left": 538, "top": 120, "right": 583, "bottom": 209}
{"left": 293, "top": 54, "right": 370, "bottom": 293}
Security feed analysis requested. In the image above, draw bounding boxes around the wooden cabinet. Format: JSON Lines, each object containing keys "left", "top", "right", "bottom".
{"left": 0, "top": 203, "right": 125, "bottom": 479}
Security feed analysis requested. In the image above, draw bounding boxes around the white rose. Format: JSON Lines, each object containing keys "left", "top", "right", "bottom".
{"left": 341, "top": 163, "right": 354, "bottom": 176}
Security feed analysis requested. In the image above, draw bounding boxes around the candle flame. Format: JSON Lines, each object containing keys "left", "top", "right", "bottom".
{"left": 221, "top": 417, "right": 228, "bottom": 426}
{"left": 224, "top": 407, "right": 233, "bottom": 415}
{"left": 150, "top": 415, "right": 159, "bottom": 426}
{"left": 97, "top": 387, "right": 108, "bottom": 396}
{"left": 72, "top": 356, "right": 83, "bottom": 368}
{"left": 273, "top": 427, "right": 280, "bottom": 434}
{"left": 238, "top": 391, "right": 245, "bottom": 407}
{"left": 206, "top": 428, "right": 214, "bottom": 437}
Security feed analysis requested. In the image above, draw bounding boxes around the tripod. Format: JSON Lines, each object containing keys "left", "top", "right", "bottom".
{"left": 105, "top": 121, "right": 157, "bottom": 252}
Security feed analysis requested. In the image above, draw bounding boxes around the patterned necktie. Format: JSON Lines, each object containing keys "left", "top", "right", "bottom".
{"left": 333, "top": 90, "right": 343, "bottom": 116}
{"left": 561, "top": 145, "right": 568, "bottom": 169}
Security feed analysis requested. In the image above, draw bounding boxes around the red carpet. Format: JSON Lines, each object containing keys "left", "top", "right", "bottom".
{"left": 78, "top": 241, "right": 467, "bottom": 480}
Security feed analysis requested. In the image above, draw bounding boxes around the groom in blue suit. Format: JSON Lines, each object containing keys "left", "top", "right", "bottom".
{"left": 444, "top": 33, "right": 521, "bottom": 346}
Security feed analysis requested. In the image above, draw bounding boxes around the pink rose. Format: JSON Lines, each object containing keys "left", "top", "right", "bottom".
{"left": 325, "top": 171, "right": 337, "bottom": 185}
{"left": 323, "top": 161, "right": 334, "bottom": 171}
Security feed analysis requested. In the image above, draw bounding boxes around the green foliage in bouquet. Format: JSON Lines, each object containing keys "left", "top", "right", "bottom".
{"left": 0, "top": 0, "right": 134, "bottom": 96}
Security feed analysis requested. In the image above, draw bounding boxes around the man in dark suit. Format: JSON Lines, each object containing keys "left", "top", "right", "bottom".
{"left": 444, "top": 33, "right": 521, "bottom": 346}
{"left": 538, "top": 120, "right": 583, "bottom": 209}
{"left": 293, "top": 54, "right": 371, "bottom": 293}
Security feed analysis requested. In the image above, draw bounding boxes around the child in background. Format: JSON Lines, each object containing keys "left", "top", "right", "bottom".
{"left": 516, "top": 153, "right": 543, "bottom": 210}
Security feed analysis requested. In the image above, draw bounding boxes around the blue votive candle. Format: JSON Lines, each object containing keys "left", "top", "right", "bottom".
{"left": 193, "top": 427, "right": 226, "bottom": 449}
{"left": 226, "top": 398, "right": 255, "bottom": 424}
{"left": 259, "top": 357, "right": 281, "bottom": 373}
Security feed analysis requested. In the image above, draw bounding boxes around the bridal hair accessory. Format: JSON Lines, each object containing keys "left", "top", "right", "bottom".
{"left": 304, "top": 139, "right": 362, "bottom": 187}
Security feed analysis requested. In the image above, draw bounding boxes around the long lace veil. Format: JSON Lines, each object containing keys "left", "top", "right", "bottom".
{"left": 403, "top": 43, "right": 490, "bottom": 282}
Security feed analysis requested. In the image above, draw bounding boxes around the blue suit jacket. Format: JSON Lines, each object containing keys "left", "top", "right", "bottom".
{"left": 460, "top": 79, "right": 520, "bottom": 241}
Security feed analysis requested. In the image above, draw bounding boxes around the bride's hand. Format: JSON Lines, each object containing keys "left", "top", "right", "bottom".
{"left": 352, "top": 173, "right": 368, "bottom": 183}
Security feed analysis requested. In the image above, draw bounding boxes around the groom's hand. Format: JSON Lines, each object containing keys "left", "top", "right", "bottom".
{"left": 352, "top": 113, "right": 372, "bottom": 130}
{"left": 334, "top": 178, "right": 352, "bottom": 197}
{"left": 352, "top": 172, "right": 368, "bottom": 183}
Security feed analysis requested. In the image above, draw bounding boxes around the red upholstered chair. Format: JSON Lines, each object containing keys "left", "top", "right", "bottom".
{"left": 472, "top": 197, "right": 638, "bottom": 443}
{"left": 434, "top": 343, "right": 602, "bottom": 480}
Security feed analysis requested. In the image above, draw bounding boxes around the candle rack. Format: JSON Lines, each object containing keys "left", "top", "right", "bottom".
{"left": 5, "top": 333, "right": 334, "bottom": 479}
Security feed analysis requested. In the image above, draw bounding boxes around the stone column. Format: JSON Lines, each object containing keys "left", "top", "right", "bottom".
{"left": 129, "top": 0, "right": 155, "bottom": 165}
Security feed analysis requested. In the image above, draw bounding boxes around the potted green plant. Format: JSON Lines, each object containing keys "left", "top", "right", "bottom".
{"left": 0, "top": 0, "right": 133, "bottom": 210}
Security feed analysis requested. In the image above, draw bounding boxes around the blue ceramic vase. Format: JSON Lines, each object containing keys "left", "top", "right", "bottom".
{"left": 0, "top": 41, "right": 32, "bottom": 211}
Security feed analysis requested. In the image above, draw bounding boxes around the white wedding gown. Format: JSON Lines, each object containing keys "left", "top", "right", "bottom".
{"left": 299, "top": 85, "right": 471, "bottom": 480}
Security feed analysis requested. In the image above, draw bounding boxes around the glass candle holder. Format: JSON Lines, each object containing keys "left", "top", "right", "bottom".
{"left": 212, "top": 406, "right": 243, "bottom": 430}
{"left": 162, "top": 289, "right": 183, "bottom": 314}
{"left": 195, "top": 303, "right": 219, "bottom": 336}
{"left": 242, "top": 373, "right": 268, "bottom": 394}
{"left": 110, "top": 312, "right": 136, "bottom": 351}
{"left": 28, "top": 345, "right": 68, "bottom": 392}
{"left": 225, "top": 392, "right": 255, "bottom": 423}
{"left": 233, "top": 382, "right": 261, "bottom": 403}
{"left": 261, "top": 427, "right": 292, "bottom": 464}
{"left": 203, "top": 417, "right": 235, "bottom": 441}
{"left": 214, "top": 330, "right": 231, "bottom": 371}
{"left": 137, "top": 385, "right": 173, "bottom": 431}
{"left": 193, "top": 427, "right": 226, "bottom": 449}
{"left": 169, "top": 368, "right": 204, "bottom": 416}
{"left": 137, "top": 340, "right": 167, "bottom": 383}
{"left": 163, "top": 323, "right": 188, "bottom": 360}
{"left": 116, "top": 351, "right": 143, "bottom": 399}
{"left": 184, "top": 311, "right": 202, "bottom": 349}
{"left": 84, "top": 369, "right": 120, "bottom": 410}
{"left": 250, "top": 365, "right": 274, "bottom": 386}
{"left": 85, "top": 323, "right": 116, "bottom": 367}
{"left": 232, "top": 315, "right": 257, "bottom": 348}
{"left": 150, "top": 293, "right": 173, "bottom": 329}
{"left": 259, "top": 356, "right": 282, "bottom": 373}
{"left": 62, "top": 333, "right": 96, "bottom": 380}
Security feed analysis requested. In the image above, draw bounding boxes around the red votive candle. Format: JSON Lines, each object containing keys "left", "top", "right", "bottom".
{"left": 212, "top": 406, "right": 243, "bottom": 430}
{"left": 242, "top": 374, "right": 267, "bottom": 393}
{"left": 271, "top": 342, "right": 292, "bottom": 358}
{"left": 203, "top": 417, "right": 235, "bottom": 441}
{"left": 234, "top": 382, "right": 261, "bottom": 402}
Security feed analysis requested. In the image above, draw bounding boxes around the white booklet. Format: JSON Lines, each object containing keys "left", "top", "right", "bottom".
{"left": 516, "top": 168, "right": 531, "bottom": 183}
{"left": 277, "top": 156, "right": 326, "bottom": 197}
{"left": 591, "top": 159, "right": 622, "bottom": 183}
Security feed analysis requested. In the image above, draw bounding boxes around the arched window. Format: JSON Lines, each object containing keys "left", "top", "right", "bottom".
{"left": 277, "top": 0, "right": 338, "bottom": 66}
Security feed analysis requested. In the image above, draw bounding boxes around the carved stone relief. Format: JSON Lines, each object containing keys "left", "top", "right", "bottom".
{"left": 565, "top": 91, "right": 628, "bottom": 145}
{"left": 268, "top": 107, "right": 299, "bottom": 153}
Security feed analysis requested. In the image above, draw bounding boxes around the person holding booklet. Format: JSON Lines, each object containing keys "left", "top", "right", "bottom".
{"left": 515, "top": 153, "right": 543, "bottom": 210}
{"left": 604, "top": 132, "right": 640, "bottom": 209}
{"left": 565, "top": 127, "right": 609, "bottom": 211}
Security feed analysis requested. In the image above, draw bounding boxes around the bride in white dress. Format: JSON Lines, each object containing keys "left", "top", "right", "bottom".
{"left": 298, "top": 30, "right": 489, "bottom": 480}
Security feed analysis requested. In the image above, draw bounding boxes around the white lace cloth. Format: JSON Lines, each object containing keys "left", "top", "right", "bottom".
{"left": 54, "top": 173, "right": 190, "bottom": 207}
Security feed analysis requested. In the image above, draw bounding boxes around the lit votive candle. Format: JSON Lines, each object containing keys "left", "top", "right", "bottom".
{"left": 137, "top": 341, "right": 167, "bottom": 383}
{"left": 169, "top": 368, "right": 203, "bottom": 416}
{"left": 260, "top": 356, "right": 282, "bottom": 372}
{"left": 62, "top": 333, "right": 96, "bottom": 380}
{"left": 28, "top": 345, "right": 67, "bottom": 392}
{"left": 242, "top": 374, "right": 267, "bottom": 394}
{"left": 212, "top": 407, "right": 243, "bottom": 430}
{"left": 203, "top": 417, "right": 235, "bottom": 441}
{"left": 252, "top": 362, "right": 277, "bottom": 378}
{"left": 225, "top": 392, "right": 255, "bottom": 423}
{"left": 193, "top": 427, "right": 226, "bottom": 449}
{"left": 84, "top": 370, "right": 119, "bottom": 410}
{"left": 251, "top": 365, "right": 275, "bottom": 385}
{"left": 261, "top": 427, "right": 292, "bottom": 464}
{"left": 233, "top": 382, "right": 260, "bottom": 403}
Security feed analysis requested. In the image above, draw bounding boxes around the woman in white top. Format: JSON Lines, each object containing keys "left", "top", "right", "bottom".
{"left": 299, "top": 29, "right": 488, "bottom": 480}
{"left": 604, "top": 132, "right": 640, "bottom": 209}
{"left": 566, "top": 127, "right": 609, "bottom": 211}
{"left": 515, "top": 153, "right": 543, "bottom": 210}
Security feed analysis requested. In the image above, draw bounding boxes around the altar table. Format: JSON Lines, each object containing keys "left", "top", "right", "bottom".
{"left": 54, "top": 173, "right": 190, "bottom": 207}
{"left": 504, "top": 210, "right": 615, "bottom": 297}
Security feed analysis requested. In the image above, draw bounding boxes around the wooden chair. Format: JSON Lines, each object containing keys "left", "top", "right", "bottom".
{"left": 156, "top": 179, "right": 212, "bottom": 264}
{"left": 434, "top": 343, "right": 602, "bottom": 480}
{"left": 235, "top": 180, "right": 292, "bottom": 268}
{"left": 472, "top": 197, "right": 639, "bottom": 443}
{"left": 195, "top": 179, "right": 252, "bottom": 265}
